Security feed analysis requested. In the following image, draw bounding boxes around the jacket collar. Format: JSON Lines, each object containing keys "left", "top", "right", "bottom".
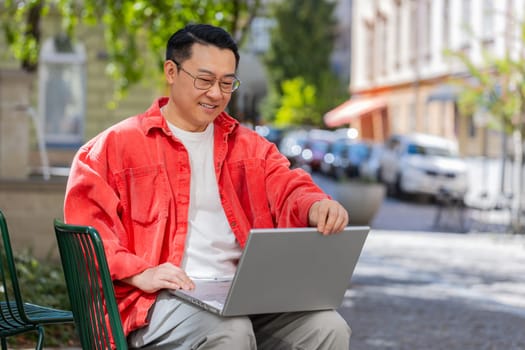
{"left": 140, "top": 97, "right": 239, "bottom": 137}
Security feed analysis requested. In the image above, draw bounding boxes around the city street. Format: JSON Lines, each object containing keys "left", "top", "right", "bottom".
{"left": 338, "top": 230, "right": 525, "bottom": 350}
{"left": 311, "top": 174, "right": 525, "bottom": 349}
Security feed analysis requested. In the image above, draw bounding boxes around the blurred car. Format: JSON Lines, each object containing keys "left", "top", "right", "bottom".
{"left": 320, "top": 139, "right": 371, "bottom": 179}
{"left": 255, "top": 125, "right": 287, "bottom": 146}
{"left": 294, "top": 129, "right": 335, "bottom": 172}
{"left": 359, "top": 143, "right": 384, "bottom": 182}
{"left": 279, "top": 129, "right": 336, "bottom": 171}
{"left": 278, "top": 129, "right": 310, "bottom": 167}
{"left": 378, "top": 133, "right": 469, "bottom": 199}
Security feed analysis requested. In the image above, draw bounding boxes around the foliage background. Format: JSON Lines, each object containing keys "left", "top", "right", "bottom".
{"left": 1, "top": 0, "right": 261, "bottom": 102}
{"left": 262, "top": 0, "right": 348, "bottom": 127}
{"left": 10, "top": 251, "right": 78, "bottom": 347}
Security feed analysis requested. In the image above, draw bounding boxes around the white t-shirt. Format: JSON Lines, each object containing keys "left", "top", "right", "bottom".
{"left": 167, "top": 121, "right": 242, "bottom": 279}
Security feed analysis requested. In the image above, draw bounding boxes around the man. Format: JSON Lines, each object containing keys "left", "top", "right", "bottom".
{"left": 64, "top": 23, "right": 350, "bottom": 349}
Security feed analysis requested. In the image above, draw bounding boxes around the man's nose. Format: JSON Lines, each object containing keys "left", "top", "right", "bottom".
{"left": 206, "top": 81, "right": 223, "bottom": 97}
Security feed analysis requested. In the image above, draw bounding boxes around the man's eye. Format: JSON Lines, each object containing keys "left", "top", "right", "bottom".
{"left": 197, "top": 77, "right": 214, "bottom": 84}
{"left": 221, "top": 82, "right": 233, "bottom": 86}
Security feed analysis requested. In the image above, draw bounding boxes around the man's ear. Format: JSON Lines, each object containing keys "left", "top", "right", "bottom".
{"left": 164, "top": 60, "right": 177, "bottom": 83}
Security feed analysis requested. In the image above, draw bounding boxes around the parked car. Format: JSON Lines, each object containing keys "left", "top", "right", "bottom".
{"left": 279, "top": 129, "right": 336, "bottom": 172}
{"left": 278, "top": 129, "right": 310, "bottom": 167}
{"left": 294, "top": 129, "right": 335, "bottom": 172}
{"left": 378, "top": 133, "right": 469, "bottom": 199}
{"left": 359, "top": 143, "right": 384, "bottom": 182}
{"left": 255, "top": 125, "right": 287, "bottom": 146}
{"left": 320, "top": 139, "right": 371, "bottom": 180}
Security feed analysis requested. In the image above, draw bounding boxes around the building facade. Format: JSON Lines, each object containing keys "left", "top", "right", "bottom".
{"left": 327, "top": 0, "right": 524, "bottom": 158}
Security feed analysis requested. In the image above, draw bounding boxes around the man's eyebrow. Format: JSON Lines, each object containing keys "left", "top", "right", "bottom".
{"left": 196, "top": 68, "right": 237, "bottom": 78}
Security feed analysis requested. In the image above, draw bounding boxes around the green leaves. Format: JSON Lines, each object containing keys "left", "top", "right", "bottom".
{"left": 275, "top": 77, "right": 319, "bottom": 127}
{"left": 262, "top": 0, "right": 345, "bottom": 127}
{"left": 1, "top": 0, "right": 47, "bottom": 70}
{"left": 265, "top": 0, "right": 337, "bottom": 91}
{"left": 446, "top": 26, "right": 525, "bottom": 136}
{"left": 1, "top": 0, "right": 261, "bottom": 103}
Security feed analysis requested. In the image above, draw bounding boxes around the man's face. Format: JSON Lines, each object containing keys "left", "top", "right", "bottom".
{"left": 165, "top": 43, "right": 237, "bottom": 132}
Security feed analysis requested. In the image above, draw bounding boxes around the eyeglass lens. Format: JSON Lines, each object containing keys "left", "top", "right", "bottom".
{"left": 194, "top": 76, "right": 240, "bottom": 93}
{"left": 172, "top": 60, "right": 240, "bottom": 93}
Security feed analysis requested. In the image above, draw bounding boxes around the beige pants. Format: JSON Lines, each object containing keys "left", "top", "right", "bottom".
{"left": 128, "top": 291, "right": 351, "bottom": 350}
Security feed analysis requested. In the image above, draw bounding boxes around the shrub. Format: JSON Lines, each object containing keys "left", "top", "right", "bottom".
{"left": 9, "top": 251, "right": 79, "bottom": 348}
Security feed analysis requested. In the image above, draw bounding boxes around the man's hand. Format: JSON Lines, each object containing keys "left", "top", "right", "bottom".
{"left": 122, "top": 262, "right": 194, "bottom": 293}
{"left": 308, "top": 199, "right": 349, "bottom": 235}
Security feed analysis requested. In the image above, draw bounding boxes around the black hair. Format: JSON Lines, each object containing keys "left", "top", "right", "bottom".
{"left": 166, "top": 24, "right": 240, "bottom": 69}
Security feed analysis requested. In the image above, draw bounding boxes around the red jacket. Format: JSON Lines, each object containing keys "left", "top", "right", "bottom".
{"left": 64, "top": 97, "right": 330, "bottom": 337}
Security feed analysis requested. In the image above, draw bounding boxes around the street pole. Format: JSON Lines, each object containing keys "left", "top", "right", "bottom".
{"left": 500, "top": 131, "right": 507, "bottom": 194}
{"left": 511, "top": 129, "right": 523, "bottom": 233}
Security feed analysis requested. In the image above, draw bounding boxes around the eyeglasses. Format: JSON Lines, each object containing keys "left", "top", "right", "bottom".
{"left": 170, "top": 59, "right": 241, "bottom": 93}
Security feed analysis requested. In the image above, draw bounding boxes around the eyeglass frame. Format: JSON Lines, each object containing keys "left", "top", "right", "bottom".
{"left": 169, "top": 59, "right": 241, "bottom": 93}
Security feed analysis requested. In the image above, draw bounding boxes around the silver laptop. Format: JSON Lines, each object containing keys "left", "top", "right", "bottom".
{"left": 171, "top": 226, "right": 369, "bottom": 316}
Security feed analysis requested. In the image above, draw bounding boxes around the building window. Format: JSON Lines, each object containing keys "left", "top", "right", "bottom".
{"left": 469, "top": 114, "right": 477, "bottom": 138}
{"left": 504, "top": 0, "right": 518, "bottom": 55}
{"left": 422, "top": 0, "right": 432, "bottom": 62}
{"left": 442, "top": 0, "right": 450, "bottom": 50}
{"left": 38, "top": 35, "right": 86, "bottom": 148}
{"left": 481, "top": 0, "right": 494, "bottom": 47}
{"left": 460, "top": 0, "right": 471, "bottom": 52}
{"left": 409, "top": 1, "right": 418, "bottom": 64}
{"left": 394, "top": 0, "right": 402, "bottom": 70}
{"left": 377, "top": 11, "right": 388, "bottom": 76}
{"left": 365, "top": 21, "right": 375, "bottom": 81}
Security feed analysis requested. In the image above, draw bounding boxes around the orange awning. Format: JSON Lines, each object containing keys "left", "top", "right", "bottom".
{"left": 323, "top": 97, "right": 386, "bottom": 127}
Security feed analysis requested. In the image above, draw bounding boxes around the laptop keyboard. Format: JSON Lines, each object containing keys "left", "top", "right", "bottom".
{"left": 189, "top": 280, "right": 232, "bottom": 305}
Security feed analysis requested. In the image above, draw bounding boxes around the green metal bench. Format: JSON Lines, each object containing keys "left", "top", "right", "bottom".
{"left": 0, "top": 210, "right": 74, "bottom": 350}
{"left": 54, "top": 220, "right": 128, "bottom": 349}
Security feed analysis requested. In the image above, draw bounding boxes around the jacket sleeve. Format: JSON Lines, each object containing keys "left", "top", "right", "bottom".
{"left": 64, "top": 143, "right": 152, "bottom": 281}
{"left": 263, "top": 141, "right": 331, "bottom": 227}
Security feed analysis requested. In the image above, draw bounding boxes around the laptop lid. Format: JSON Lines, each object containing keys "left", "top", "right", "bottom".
{"left": 173, "top": 226, "right": 369, "bottom": 316}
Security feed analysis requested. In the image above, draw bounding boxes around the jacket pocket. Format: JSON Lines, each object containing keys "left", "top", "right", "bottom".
{"left": 115, "top": 164, "right": 170, "bottom": 226}
{"left": 227, "top": 158, "right": 270, "bottom": 215}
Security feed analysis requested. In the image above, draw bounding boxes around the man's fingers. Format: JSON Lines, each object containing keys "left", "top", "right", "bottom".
{"left": 164, "top": 278, "right": 193, "bottom": 290}
{"left": 317, "top": 201, "right": 348, "bottom": 235}
{"left": 153, "top": 263, "right": 194, "bottom": 290}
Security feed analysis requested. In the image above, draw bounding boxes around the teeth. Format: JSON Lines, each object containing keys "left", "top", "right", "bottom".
{"left": 200, "top": 103, "right": 215, "bottom": 109}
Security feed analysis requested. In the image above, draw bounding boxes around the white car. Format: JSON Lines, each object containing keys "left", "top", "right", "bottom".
{"left": 378, "top": 133, "right": 469, "bottom": 199}
{"left": 359, "top": 143, "right": 384, "bottom": 181}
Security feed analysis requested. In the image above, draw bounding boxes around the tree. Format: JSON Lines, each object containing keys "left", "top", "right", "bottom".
{"left": 447, "top": 20, "right": 525, "bottom": 233}
{"left": 274, "top": 77, "right": 318, "bottom": 127}
{"left": 261, "top": 0, "right": 346, "bottom": 127}
{"left": 1, "top": 0, "right": 261, "bottom": 101}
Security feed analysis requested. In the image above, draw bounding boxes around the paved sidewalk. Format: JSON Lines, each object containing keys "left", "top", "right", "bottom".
{"left": 339, "top": 229, "right": 525, "bottom": 350}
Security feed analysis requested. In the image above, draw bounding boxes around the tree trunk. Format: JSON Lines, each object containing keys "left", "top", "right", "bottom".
{"left": 511, "top": 129, "right": 523, "bottom": 233}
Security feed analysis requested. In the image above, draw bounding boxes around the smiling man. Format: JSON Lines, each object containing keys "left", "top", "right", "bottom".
{"left": 64, "top": 24, "right": 350, "bottom": 349}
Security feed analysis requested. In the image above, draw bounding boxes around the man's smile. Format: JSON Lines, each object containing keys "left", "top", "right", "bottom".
{"left": 199, "top": 102, "right": 217, "bottom": 109}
